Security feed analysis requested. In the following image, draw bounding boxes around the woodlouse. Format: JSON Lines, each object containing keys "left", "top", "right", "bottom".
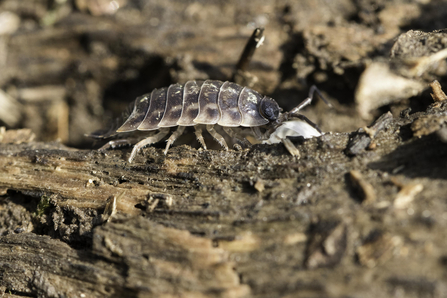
{"left": 88, "top": 28, "right": 330, "bottom": 162}
{"left": 88, "top": 81, "right": 328, "bottom": 162}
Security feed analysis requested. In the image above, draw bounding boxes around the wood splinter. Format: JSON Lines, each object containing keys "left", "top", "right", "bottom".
{"left": 430, "top": 80, "right": 447, "bottom": 102}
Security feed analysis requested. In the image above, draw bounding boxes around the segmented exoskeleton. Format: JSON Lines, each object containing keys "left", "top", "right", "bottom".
{"left": 88, "top": 80, "right": 327, "bottom": 162}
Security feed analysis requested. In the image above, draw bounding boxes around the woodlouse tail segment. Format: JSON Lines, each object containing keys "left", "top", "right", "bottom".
{"left": 116, "top": 94, "right": 151, "bottom": 133}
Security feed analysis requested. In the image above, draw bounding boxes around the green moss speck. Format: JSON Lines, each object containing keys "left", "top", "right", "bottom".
{"left": 36, "top": 195, "right": 51, "bottom": 217}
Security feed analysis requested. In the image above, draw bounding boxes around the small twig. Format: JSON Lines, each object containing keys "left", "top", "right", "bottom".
{"left": 101, "top": 191, "right": 125, "bottom": 223}
{"left": 232, "top": 28, "right": 265, "bottom": 81}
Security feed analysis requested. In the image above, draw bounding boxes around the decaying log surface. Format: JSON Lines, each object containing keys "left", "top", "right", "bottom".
{"left": 1, "top": 101, "right": 447, "bottom": 297}
{"left": 0, "top": 219, "right": 249, "bottom": 297}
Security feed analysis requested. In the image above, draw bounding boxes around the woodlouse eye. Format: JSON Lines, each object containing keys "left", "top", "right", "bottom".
{"left": 260, "top": 97, "right": 280, "bottom": 121}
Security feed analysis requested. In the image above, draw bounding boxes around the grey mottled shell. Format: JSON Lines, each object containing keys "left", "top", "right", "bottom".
{"left": 238, "top": 87, "right": 268, "bottom": 127}
{"left": 194, "top": 80, "right": 223, "bottom": 124}
{"left": 177, "top": 80, "right": 203, "bottom": 126}
{"left": 108, "top": 80, "right": 271, "bottom": 136}
{"left": 217, "top": 81, "right": 243, "bottom": 127}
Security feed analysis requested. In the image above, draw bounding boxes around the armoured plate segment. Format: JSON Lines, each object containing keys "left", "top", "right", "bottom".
{"left": 194, "top": 80, "right": 223, "bottom": 124}
{"left": 158, "top": 83, "right": 184, "bottom": 127}
{"left": 217, "top": 81, "right": 243, "bottom": 127}
{"left": 238, "top": 87, "right": 269, "bottom": 127}
{"left": 138, "top": 87, "right": 168, "bottom": 131}
{"left": 177, "top": 81, "right": 203, "bottom": 126}
{"left": 116, "top": 94, "right": 151, "bottom": 132}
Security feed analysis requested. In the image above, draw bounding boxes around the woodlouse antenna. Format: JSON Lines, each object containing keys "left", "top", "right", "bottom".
{"left": 288, "top": 85, "right": 332, "bottom": 116}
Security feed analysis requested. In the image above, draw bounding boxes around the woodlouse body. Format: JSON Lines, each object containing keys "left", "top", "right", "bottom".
{"left": 117, "top": 80, "right": 278, "bottom": 132}
{"left": 88, "top": 28, "right": 330, "bottom": 162}
{"left": 89, "top": 80, "right": 324, "bottom": 162}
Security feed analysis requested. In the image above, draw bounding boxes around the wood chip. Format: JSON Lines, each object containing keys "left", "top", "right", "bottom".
{"left": 411, "top": 115, "right": 447, "bottom": 137}
{"left": 218, "top": 231, "right": 260, "bottom": 252}
{"left": 348, "top": 170, "right": 376, "bottom": 204}
{"left": 0, "top": 127, "right": 35, "bottom": 144}
{"left": 0, "top": 89, "right": 21, "bottom": 127}
{"left": 305, "top": 220, "right": 347, "bottom": 269}
{"left": 357, "top": 231, "right": 401, "bottom": 268}
{"left": 394, "top": 183, "right": 423, "bottom": 209}
{"left": 430, "top": 80, "right": 447, "bottom": 102}
{"left": 284, "top": 233, "right": 307, "bottom": 245}
{"left": 254, "top": 179, "right": 265, "bottom": 192}
{"left": 18, "top": 85, "right": 66, "bottom": 103}
{"left": 100, "top": 192, "right": 121, "bottom": 223}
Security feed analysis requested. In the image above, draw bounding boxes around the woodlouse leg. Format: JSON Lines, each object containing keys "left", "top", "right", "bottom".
{"left": 98, "top": 139, "right": 133, "bottom": 151}
{"left": 252, "top": 127, "right": 269, "bottom": 140}
{"left": 164, "top": 126, "right": 186, "bottom": 155}
{"left": 194, "top": 125, "right": 207, "bottom": 150}
{"left": 282, "top": 138, "right": 301, "bottom": 158}
{"left": 128, "top": 128, "right": 170, "bottom": 163}
{"left": 206, "top": 125, "right": 228, "bottom": 151}
{"left": 222, "top": 127, "right": 251, "bottom": 150}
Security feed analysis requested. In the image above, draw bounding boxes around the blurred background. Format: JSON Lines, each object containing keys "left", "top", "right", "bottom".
{"left": 0, "top": 0, "right": 446, "bottom": 148}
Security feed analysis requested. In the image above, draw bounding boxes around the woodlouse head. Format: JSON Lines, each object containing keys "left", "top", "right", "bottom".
{"left": 260, "top": 97, "right": 281, "bottom": 122}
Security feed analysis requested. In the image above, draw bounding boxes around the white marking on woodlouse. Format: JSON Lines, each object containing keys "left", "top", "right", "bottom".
{"left": 247, "top": 93, "right": 258, "bottom": 104}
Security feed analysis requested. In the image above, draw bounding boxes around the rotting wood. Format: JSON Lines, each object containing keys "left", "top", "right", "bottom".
{"left": 0, "top": 219, "right": 250, "bottom": 298}
{"left": 2, "top": 103, "right": 447, "bottom": 297}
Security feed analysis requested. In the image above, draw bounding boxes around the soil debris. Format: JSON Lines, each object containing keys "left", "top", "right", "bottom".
{"left": 430, "top": 80, "right": 447, "bottom": 102}
{"left": 357, "top": 231, "right": 402, "bottom": 268}
{"left": 393, "top": 182, "right": 424, "bottom": 209}
{"left": 348, "top": 170, "right": 376, "bottom": 204}
{"left": 346, "top": 112, "right": 393, "bottom": 156}
{"left": 305, "top": 220, "right": 347, "bottom": 269}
